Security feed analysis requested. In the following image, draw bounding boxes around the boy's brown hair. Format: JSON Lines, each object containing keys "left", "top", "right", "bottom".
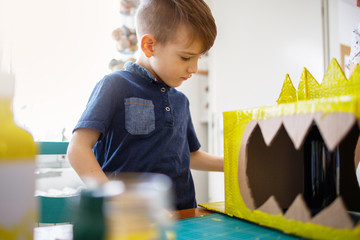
{"left": 135, "top": 0, "right": 217, "bottom": 54}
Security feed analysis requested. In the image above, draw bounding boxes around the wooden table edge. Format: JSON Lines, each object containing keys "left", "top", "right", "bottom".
{"left": 173, "top": 207, "right": 214, "bottom": 220}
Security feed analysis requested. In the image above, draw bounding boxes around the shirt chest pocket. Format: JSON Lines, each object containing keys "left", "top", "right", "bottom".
{"left": 124, "top": 97, "right": 155, "bottom": 135}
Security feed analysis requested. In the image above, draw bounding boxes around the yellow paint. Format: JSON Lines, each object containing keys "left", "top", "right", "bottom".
{"left": 222, "top": 59, "right": 360, "bottom": 240}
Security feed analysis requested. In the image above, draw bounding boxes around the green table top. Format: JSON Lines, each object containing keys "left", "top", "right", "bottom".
{"left": 176, "top": 213, "right": 305, "bottom": 239}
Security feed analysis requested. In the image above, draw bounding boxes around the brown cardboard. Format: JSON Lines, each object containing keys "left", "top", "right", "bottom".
{"left": 337, "top": 122, "right": 360, "bottom": 212}
{"left": 238, "top": 120, "right": 258, "bottom": 211}
{"left": 238, "top": 112, "right": 360, "bottom": 229}
{"left": 354, "top": 133, "right": 360, "bottom": 169}
{"left": 241, "top": 122, "right": 303, "bottom": 210}
{"left": 284, "top": 194, "right": 311, "bottom": 222}
{"left": 314, "top": 112, "right": 356, "bottom": 151}
{"left": 258, "top": 117, "right": 283, "bottom": 146}
{"left": 311, "top": 197, "right": 354, "bottom": 229}
{"left": 282, "top": 114, "right": 313, "bottom": 150}
{"left": 257, "top": 195, "right": 283, "bottom": 215}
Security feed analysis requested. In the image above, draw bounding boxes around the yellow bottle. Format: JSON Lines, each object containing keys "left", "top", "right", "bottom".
{"left": 0, "top": 52, "right": 37, "bottom": 239}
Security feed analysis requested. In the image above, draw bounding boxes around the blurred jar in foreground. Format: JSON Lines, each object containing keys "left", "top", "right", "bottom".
{"left": 0, "top": 45, "right": 37, "bottom": 240}
{"left": 103, "top": 173, "right": 176, "bottom": 240}
{"left": 73, "top": 187, "right": 106, "bottom": 240}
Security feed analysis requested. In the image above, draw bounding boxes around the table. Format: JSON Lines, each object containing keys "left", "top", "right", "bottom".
{"left": 34, "top": 208, "right": 304, "bottom": 240}
{"left": 174, "top": 207, "right": 213, "bottom": 220}
{"left": 33, "top": 207, "right": 212, "bottom": 240}
{"left": 175, "top": 212, "right": 303, "bottom": 239}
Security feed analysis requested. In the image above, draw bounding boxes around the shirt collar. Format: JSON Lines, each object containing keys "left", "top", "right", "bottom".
{"left": 124, "top": 61, "right": 157, "bottom": 83}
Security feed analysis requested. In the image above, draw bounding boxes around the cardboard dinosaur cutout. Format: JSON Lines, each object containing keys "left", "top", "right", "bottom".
{"left": 201, "top": 59, "right": 360, "bottom": 240}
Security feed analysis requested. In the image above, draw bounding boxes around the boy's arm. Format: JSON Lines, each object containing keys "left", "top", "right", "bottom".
{"left": 67, "top": 128, "right": 109, "bottom": 185}
{"left": 190, "top": 150, "right": 224, "bottom": 172}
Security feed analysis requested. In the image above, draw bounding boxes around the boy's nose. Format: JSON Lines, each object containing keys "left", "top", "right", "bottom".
{"left": 188, "top": 62, "right": 198, "bottom": 74}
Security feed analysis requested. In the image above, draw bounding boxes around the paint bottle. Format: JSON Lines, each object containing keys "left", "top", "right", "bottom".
{"left": 0, "top": 49, "right": 37, "bottom": 239}
{"left": 303, "top": 124, "right": 339, "bottom": 215}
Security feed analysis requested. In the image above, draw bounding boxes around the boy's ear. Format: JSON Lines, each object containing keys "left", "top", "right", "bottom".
{"left": 140, "top": 34, "right": 156, "bottom": 58}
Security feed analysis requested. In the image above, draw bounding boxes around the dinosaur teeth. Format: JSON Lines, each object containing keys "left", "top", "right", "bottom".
{"left": 314, "top": 112, "right": 356, "bottom": 151}
{"left": 282, "top": 114, "right": 314, "bottom": 150}
{"left": 256, "top": 112, "right": 356, "bottom": 151}
{"left": 284, "top": 194, "right": 311, "bottom": 222}
{"left": 258, "top": 117, "right": 282, "bottom": 146}
{"left": 239, "top": 112, "right": 358, "bottom": 228}
{"left": 256, "top": 195, "right": 356, "bottom": 229}
{"left": 311, "top": 197, "right": 354, "bottom": 229}
{"left": 256, "top": 195, "right": 283, "bottom": 215}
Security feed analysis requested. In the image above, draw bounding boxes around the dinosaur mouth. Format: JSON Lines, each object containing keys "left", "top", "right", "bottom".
{"left": 238, "top": 112, "right": 360, "bottom": 229}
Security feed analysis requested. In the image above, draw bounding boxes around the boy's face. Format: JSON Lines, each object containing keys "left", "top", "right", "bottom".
{"left": 148, "top": 24, "right": 203, "bottom": 88}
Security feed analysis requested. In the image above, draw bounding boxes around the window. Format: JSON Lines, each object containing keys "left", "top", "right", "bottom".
{"left": 1, "top": 0, "right": 120, "bottom": 141}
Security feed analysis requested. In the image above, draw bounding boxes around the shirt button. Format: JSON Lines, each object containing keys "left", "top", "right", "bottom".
{"left": 165, "top": 107, "right": 171, "bottom": 111}
{"left": 161, "top": 87, "right": 166, "bottom": 92}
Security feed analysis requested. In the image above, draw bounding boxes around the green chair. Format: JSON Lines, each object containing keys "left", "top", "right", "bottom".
{"left": 36, "top": 142, "right": 81, "bottom": 224}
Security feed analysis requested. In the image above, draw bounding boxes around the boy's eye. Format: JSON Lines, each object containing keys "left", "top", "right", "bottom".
{"left": 181, "top": 56, "right": 191, "bottom": 61}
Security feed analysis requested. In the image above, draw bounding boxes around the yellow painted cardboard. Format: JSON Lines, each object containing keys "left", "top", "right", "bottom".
{"left": 219, "top": 59, "right": 360, "bottom": 240}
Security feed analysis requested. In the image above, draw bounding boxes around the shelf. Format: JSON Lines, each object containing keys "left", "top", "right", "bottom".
{"left": 196, "top": 70, "right": 208, "bottom": 76}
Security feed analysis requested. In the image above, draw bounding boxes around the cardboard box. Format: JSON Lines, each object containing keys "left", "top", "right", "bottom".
{"left": 202, "top": 59, "right": 360, "bottom": 240}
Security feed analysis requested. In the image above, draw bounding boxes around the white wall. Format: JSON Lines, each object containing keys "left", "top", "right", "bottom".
{"left": 211, "top": 0, "right": 324, "bottom": 113}
{"left": 207, "top": 0, "right": 325, "bottom": 202}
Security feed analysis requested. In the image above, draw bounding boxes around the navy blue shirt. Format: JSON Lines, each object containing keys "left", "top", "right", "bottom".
{"left": 74, "top": 62, "right": 201, "bottom": 210}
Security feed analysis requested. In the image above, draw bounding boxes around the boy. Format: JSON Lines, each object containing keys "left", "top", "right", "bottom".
{"left": 67, "top": 0, "right": 223, "bottom": 210}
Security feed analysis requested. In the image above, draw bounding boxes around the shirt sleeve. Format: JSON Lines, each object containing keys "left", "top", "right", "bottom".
{"left": 73, "top": 75, "right": 118, "bottom": 138}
